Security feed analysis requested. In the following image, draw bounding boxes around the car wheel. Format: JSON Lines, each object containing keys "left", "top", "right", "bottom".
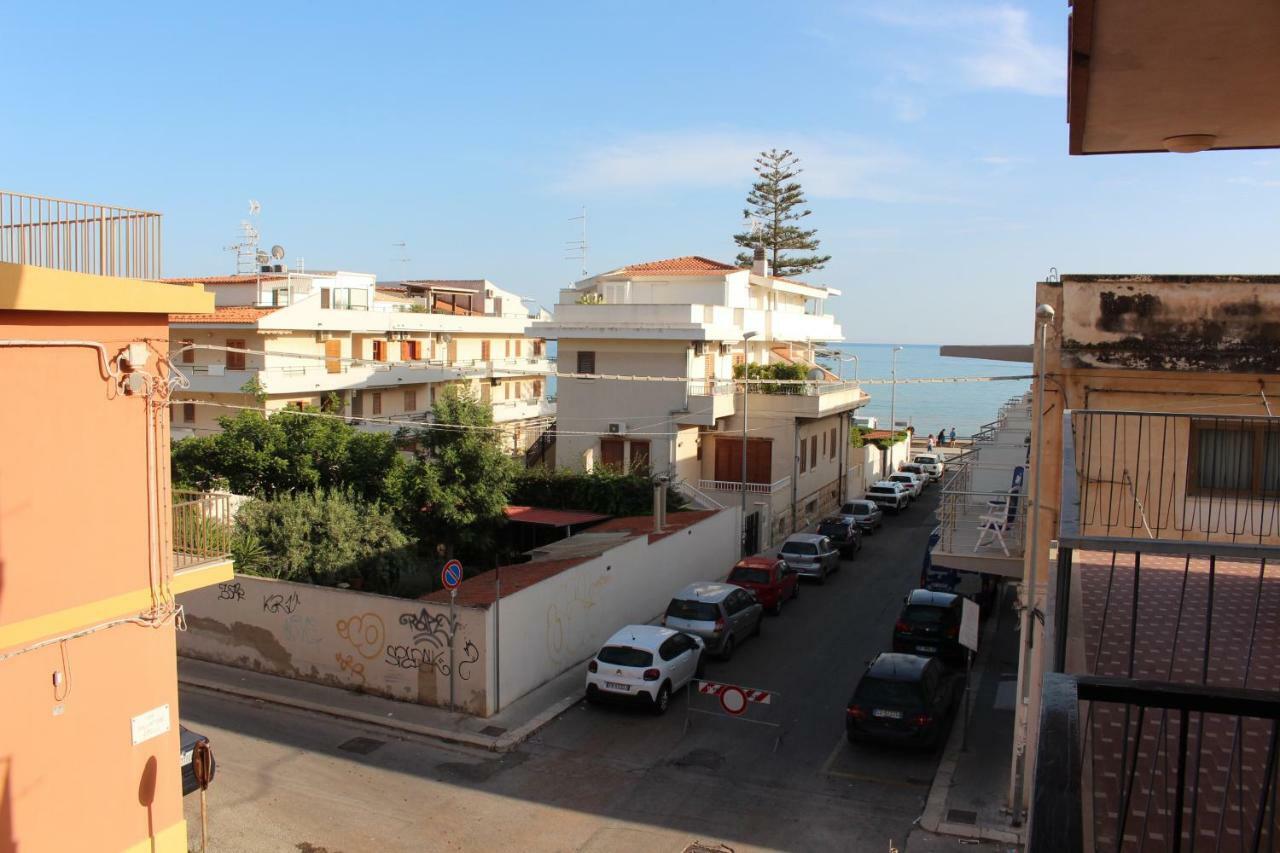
{"left": 652, "top": 682, "right": 672, "bottom": 715}
{"left": 720, "top": 635, "right": 735, "bottom": 661}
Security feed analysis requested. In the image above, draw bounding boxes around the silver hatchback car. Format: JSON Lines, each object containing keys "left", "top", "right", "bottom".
{"left": 779, "top": 533, "right": 841, "bottom": 583}
{"left": 663, "top": 582, "right": 764, "bottom": 660}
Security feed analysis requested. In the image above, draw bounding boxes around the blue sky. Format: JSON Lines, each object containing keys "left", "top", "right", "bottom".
{"left": 4, "top": 2, "right": 1278, "bottom": 344}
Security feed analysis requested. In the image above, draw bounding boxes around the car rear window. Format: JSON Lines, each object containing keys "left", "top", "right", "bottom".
{"left": 869, "top": 486, "right": 894, "bottom": 495}
{"left": 596, "top": 646, "right": 653, "bottom": 667}
{"left": 818, "top": 522, "right": 848, "bottom": 537}
{"left": 665, "top": 599, "right": 719, "bottom": 621}
{"left": 845, "top": 501, "right": 874, "bottom": 514}
{"left": 781, "top": 542, "right": 817, "bottom": 555}
{"left": 729, "top": 567, "right": 770, "bottom": 585}
{"left": 904, "top": 605, "right": 947, "bottom": 625}
{"left": 891, "top": 474, "right": 912, "bottom": 481}
{"left": 915, "top": 456, "right": 936, "bottom": 464}
{"left": 855, "top": 677, "right": 923, "bottom": 705}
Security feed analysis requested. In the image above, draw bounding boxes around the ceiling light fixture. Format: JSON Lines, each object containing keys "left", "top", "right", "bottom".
{"left": 1163, "top": 134, "right": 1218, "bottom": 154}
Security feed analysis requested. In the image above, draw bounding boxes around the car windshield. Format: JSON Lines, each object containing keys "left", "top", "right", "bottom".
{"left": 915, "top": 456, "right": 936, "bottom": 464}
{"left": 855, "top": 677, "right": 923, "bottom": 706}
{"left": 818, "top": 522, "right": 848, "bottom": 537}
{"left": 665, "top": 599, "right": 719, "bottom": 621}
{"left": 781, "top": 542, "right": 817, "bottom": 556}
{"left": 729, "top": 567, "right": 771, "bottom": 585}
{"left": 904, "top": 605, "right": 947, "bottom": 625}
{"left": 596, "top": 646, "right": 653, "bottom": 667}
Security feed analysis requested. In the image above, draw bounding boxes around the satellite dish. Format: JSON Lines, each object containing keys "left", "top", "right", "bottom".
{"left": 439, "top": 333, "right": 453, "bottom": 344}
{"left": 255, "top": 250, "right": 270, "bottom": 264}
{"left": 270, "top": 245, "right": 286, "bottom": 260}
{"left": 807, "top": 367, "right": 826, "bottom": 381}
{"left": 248, "top": 199, "right": 261, "bottom": 216}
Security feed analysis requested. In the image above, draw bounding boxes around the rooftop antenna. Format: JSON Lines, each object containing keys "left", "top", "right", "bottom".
{"left": 391, "top": 241, "right": 411, "bottom": 280}
{"left": 225, "top": 199, "right": 262, "bottom": 274}
{"left": 565, "top": 207, "right": 588, "bottom": 278}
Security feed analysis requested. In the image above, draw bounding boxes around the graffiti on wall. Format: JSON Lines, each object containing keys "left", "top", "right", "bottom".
{"left": 398, "top": 607, "right": 456, "bottom": 648}
{"left": 384, "top": 639, "right": 479, "bottom": 680}
{"left": 216, "top": 581, "right": 245, "bottom": 601}
{"left": 263, "top": 592, "right": 300, "bottom": 614}
{"left": 334, "top": 652, "right": 366, "bottom": 684}
{"left": 545, "top": 574, "right": 611, "bottom": 662}
{"left": 336, "top": 612, "right": 385, "bottom": 660}
{"left": 283, "top": 613, "right": 322, "bottom": 645}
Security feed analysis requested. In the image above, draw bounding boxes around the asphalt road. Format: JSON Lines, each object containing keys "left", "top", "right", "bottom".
{"left": 182, "top": 488, "right": 945, "bottom": 853}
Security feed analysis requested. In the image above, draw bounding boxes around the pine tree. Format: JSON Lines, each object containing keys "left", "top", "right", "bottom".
{"left": 732, "top": 148, "right": 831, "bottom": 278}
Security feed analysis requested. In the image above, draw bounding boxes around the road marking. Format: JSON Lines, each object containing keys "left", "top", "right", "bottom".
{"left": 819, "top": 734, "right": 935, "bottom": 790}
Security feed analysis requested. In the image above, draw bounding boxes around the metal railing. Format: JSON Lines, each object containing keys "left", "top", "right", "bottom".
{"left": 172, "top": 490, "right": 232, "bottom": 570}
{"left": 697, "top": 476, "right": 791, "bottom": 494}
{"left": 935, "top": 486, "right": 1028, "bottom": 558}
{"left": 676, "top": 480, "right": 726, "bottom": 509}
{"left": 688, "top": 379, "right": 737, "bottom": 396}
{"left": 1028, "top": 410, "right": 1280, "bottom": 852}
{"left": 1, "top": 190, "right": 162, "bottom": 279}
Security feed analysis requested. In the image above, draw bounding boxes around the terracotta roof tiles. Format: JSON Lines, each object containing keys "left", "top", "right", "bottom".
{"left": 169, "top": 305, "right": 279, "bottom": 324}
{"left": 615, "top": 256, "right": 744, "bottom": 276}
{"left": 162, "top": 274, "right": 286, "bottom": 287}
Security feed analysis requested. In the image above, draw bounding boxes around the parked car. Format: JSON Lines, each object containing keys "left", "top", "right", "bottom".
{"left": 892, "top": 589, "right": 966, "bottom": 664}
{"left": 726, "top": 557, "right": 799, "bottom": 616}
{"left": 180, "top": 725, "right": 216, "bottom": 796}
{"left": 586, "top": 625, "right": 705, "bottom": 713}
{"left": 867, "top": 481, "right": 911, "bottom": 513}
{"left": 899, "top": 463, "right": 931, "bottom": 487}
{"left": 817, "top": 516, "right": 863, "bottom": 558}
{"left": 913, "top": 453, "right": 945, "bottom": 482}
{"left": 845, "top": 653, "right": 961, "bottom": 748}
{"left": 663, "top": 582, "right": 764, "bottom": 660}
{"left": 778, "top": 533, "right": 842, "bottom": 583}
{"left": 889, "top": 471, "right": 925, "bottom": 499}
{"left": 839, "top": 499, "right": 884, "bottom": 535}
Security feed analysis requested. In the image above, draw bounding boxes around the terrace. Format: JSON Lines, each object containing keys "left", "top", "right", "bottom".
{"left": 1, "top": 189, "right": 162, "bottom": 279}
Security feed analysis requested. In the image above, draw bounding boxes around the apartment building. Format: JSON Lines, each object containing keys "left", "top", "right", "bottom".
{"left": 167, "top": 272, "right": 553, "bottom": 455}
{"left": 0, "top": 191, "right": 233, "bottom": 852}
{"left": 535, "top": 254, "right": 866, "bottom": 549}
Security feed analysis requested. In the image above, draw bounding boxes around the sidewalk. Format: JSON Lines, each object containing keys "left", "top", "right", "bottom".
{"left": 178, "top": 655, "right": 585, "bottom": 752}
{"left": 908, "top": 584, "right": 1025, "bottom": 851}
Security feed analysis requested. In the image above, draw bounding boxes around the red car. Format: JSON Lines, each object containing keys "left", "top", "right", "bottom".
{"left": 726, "top": 557, "right": 800, "bottom": 616}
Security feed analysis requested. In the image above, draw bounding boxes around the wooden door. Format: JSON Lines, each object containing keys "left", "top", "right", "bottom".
{"left": 448, "top": 339, "right": 458, "bottom": 363}
{"left": 481, "top": 340, "right": 491, "bottom": 360}
{"left": 600, "top": 438, "right": 625, "bottom": 470}
{"left": 226, "top": 339, "right": 246, "bottom": 371}
{"left": 325, "top": 339, "right": 342, "bottom": 374}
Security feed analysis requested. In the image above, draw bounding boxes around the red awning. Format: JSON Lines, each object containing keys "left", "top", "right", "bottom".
{"left": 504, "top": 505, "right": 610, "bottom": 527}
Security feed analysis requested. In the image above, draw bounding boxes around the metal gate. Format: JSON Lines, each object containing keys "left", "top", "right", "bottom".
{"left": 742, "top": 511, "right": 760, "bottom": 557}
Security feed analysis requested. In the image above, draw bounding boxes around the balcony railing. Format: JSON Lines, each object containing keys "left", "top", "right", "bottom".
{"left": 697, "top": 477, "right": 791, "bottom": 495}
{"left": 1, "top": 190, "right": 162, "bottom": 279}
{"left": 172, "top": 490, "right": 233, "bottom": 570}
{"left": 1029, "top": 410, "right": 1280, "bottom": 852}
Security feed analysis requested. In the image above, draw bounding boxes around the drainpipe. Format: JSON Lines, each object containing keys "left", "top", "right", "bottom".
{"left": 1009, "top": 303, "right": 1055, "bottom": 823}
{"left": 792, "top": 420, "right": 800, "bottom": 533}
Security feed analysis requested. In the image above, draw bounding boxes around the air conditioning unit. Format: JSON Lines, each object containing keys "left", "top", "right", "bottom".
{"left": 608, "top": 422, "right": 626, "bottom": 435}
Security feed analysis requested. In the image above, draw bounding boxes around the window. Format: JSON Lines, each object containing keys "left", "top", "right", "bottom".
{"left": 481, "top": 340, "right": 491, "bottom": 360}
{"left": 577, "top": 350, "right": 596, "bottom": 375}
{"left": 799, "top": 438, "right": 808, "bottom": 473}
{"left": 404, "top": 389, "right": 417, "bottom": 412}
{"left": 225, "top": 339, "right": 245, "bottom": 371}
{"left": 1189, "top": 420, "right": 1280, "bottom": 496}
{"left": 665, "top": 599, "right": 719, "bottom": 622}
{"left": 600, "top": 437, "right": 625, "bottom": 470}
{"left": 822, "top": 432, "right": 827, "bottom": 456}
{"left": 811, "top": 436, "right": 818, "bottom": 469}
{"left": 597, "top": 646, "right": 653, "bottom": 667}
{"left": 182, "top": 402, "right": 195, "bottom": 423}
{"left": 372, "top": 392, "right": 382, "bottom": 415}
{"left": 505, "top": 338, "right": 511, "bottom": 358}
{"left": 630, "top": 439, "right": 651, "bottom": 475}
{"left": 831, "top": 427, "right": 838, "bottom": 460}
{"left": 533, "top": 339, "right": 544, "bottom": 356}
{"left": 331, "top": 288, "right": 368, "bottom": 310}
{"left": 533, "top": 380, "right": 542, "bottom": 398}
{"left": 180, "top": 339, "right": 194, "bottom": 364}
{"left": 713, "top": 437, "right": 771, "bottom": 483}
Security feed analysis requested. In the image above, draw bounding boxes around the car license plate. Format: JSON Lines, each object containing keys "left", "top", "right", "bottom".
{"left": 872, "top": 709, "right": 903, "bottom": 720}
{"left": 917, "top": 645, "right": 938, "bottom": 653}
{"left": 604, "top": 681, "right": 630, "bottom": 691}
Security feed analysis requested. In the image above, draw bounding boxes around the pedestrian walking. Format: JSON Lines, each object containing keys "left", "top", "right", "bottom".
{"left": 949, "top": 426, "right": 956, "bottom": 445}
{"left": 927, "top": 434, "right": 936, "bottom": 452}
{"left": 938, "top": 428, "right": 946, "bottom": 447}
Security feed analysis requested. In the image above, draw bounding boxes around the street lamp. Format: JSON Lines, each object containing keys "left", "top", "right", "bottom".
{"left": 889, "top": 346, "right": 904, "bottom": 435}
{"left": 740, "top": 331, "right": 758, "bottom": 554}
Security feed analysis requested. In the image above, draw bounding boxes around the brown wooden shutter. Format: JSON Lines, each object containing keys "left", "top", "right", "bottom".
{"left": 372, "top": 392, "right": 382, "bottom": 415}
{"left": 600, "top": 438, "right": 625, "bottom": 470}
{"left": 811, "top": 435, "right": 818, "bottom": 469}
{"left": 577, "top": 350, "right": 596, "bottom": 374}
{"left": 320, "top": 288, "right": 331, "bottom": 308}
{"left": 747, "top": 439, "right": 772, "bottom": 484}
{"left": 182, "top": 402, "right": 195, "bottom": 423}
{"left": 404, "top": 389, "right": 416, "bottom": 411}
{"left": 325, "top": 339, "right": 342, "bottom": 374}
{"left": 482, "top": 340, "right": 491, "bottom": 360}
{"left": 799, "top": 438, "right": 807, "bottom": 473}
{"left": 225, "top": 339, "right": 246, "bottom": 371}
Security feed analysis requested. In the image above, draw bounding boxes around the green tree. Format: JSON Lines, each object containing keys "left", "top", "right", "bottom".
{"left": 233, "top": 489, "right": 418, "bottom": 593}
{"left": 511, "top": 467, "right": 689, "bottom": 516}
{"left": 404, "top": 384, "right": 517, "bottom": 560}
{"left": 732, "top": 148, "right": 831, "bottom": 278}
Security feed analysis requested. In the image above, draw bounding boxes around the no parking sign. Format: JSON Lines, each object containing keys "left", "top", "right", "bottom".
{"left": 441, "top": 559, "right": 463, "bottom": 591}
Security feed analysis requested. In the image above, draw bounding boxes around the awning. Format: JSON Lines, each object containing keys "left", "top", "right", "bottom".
{"left": 505, "top": 506, "right": 610, "bottom": 527}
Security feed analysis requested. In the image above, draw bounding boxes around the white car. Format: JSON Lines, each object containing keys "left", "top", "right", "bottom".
{"left": 913, "top": 453, "right": 945, "bottom": 482}
{"left": 585, "top": 624, "right": 705, "bottom": 714}
{"left": 889, "top": 471, "right": 926, "bottom": 499}
{"left": 899, "top": 463, "right": 931, "bottom": 487}
{"left": 867, "top": 480, "right": 912, "bottom": 512}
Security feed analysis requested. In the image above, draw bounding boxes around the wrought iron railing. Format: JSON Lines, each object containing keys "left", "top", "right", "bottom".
{"left": 1, "top": 190, "right": 162, "bottom": 279}
{"left": 172, "top": 490, "right": 233, "bottom": 570}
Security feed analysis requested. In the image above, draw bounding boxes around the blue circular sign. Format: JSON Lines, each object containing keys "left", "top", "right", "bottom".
{"left": 442, "top": 560, "right": 463, "bottom": 590}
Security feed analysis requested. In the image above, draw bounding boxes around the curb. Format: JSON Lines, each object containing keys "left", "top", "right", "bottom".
{"left": 179, "top": 674, "right": 581, "bottom": 754}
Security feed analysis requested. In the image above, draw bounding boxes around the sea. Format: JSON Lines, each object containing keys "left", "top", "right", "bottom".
{"left": 818, "top": 343, "right": 1031, "bottom": 438}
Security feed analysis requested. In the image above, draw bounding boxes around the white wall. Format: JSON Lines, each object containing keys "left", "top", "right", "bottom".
{"left": 496, "top": 510, "right": 739, "bottom": 704}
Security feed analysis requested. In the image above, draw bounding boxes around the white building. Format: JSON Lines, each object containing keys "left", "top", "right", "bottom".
{"left": 535, "top": 254, "right": 867, "bottom": 547}
{"left": 168, "top": 270, "right": 553, "bottom": 455}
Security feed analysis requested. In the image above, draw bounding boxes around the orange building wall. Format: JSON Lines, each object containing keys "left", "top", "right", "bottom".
{"left": 0, "top": 310, "right": 186, "bottom": 852}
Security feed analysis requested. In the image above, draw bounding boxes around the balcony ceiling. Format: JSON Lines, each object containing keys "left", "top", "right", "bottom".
{"left": 1070, "top": 0, "right": 1280, "bottom": 154}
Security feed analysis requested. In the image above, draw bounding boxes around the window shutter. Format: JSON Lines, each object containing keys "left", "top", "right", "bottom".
{"left": 577, "top": 350, "right": 596, "bottom": 374}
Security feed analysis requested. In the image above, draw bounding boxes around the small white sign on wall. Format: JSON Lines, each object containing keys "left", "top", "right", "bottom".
{"left": 131, "top": 704, "right": 171, "bottom": 746}
{"left": 959, "top": 598, "right": 980, "bottom": 652}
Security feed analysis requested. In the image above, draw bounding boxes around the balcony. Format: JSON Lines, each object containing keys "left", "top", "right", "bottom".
{"left": 0, "top": 190, "right": 163, "bottom": 279}
{"left": 539, "top": 302, "right": 741, "bottom": 340}
{"left": 172, "top": 490, "right": 233, "bottom": 572}
{"left": 742, "top": 379, "right": 868, "bottom": 419}
{"left": 489, "top": 396, "right": 556, "bottom": 423}
{"left": 682, "top": 378, "right": 737, "bottom": 426}
{"left": 1027, "top": 410, "right": 1280, "bottom": 852}
{"left": 697, "top": 476, "right": 791, "bottom": 496}
{"left": 183, "top": 356, "right": 554, "bottom": 395}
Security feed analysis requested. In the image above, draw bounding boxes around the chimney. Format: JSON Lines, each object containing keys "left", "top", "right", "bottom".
{"left": 751, "top": 244, "right": 770, "bottom": 277}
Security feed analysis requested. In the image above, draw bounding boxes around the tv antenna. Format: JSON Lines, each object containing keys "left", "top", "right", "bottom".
{"left": 565, "top": 207, "right": 588, "bottom": 278}
{"left": 391, "top": 241, "right": 411, "bottom": 279}
{"left": 225, "top": 199, "right": 262, "bottom": 274}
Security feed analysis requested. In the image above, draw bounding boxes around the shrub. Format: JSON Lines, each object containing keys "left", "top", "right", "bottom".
{"left": 512, "top": 467, "right": 689, "bottom": 516}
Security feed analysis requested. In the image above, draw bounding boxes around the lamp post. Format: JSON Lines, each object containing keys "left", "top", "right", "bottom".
{"left": 740, "top": 331, "right": 758, "bottom": 555}
{"left": 889, "top": 346, "right": 904, "bottom": 434}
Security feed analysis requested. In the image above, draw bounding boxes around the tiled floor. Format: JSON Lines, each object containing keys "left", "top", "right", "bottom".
{"left": 1078, "top": 551, "right": 1280, "bottom": 852}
